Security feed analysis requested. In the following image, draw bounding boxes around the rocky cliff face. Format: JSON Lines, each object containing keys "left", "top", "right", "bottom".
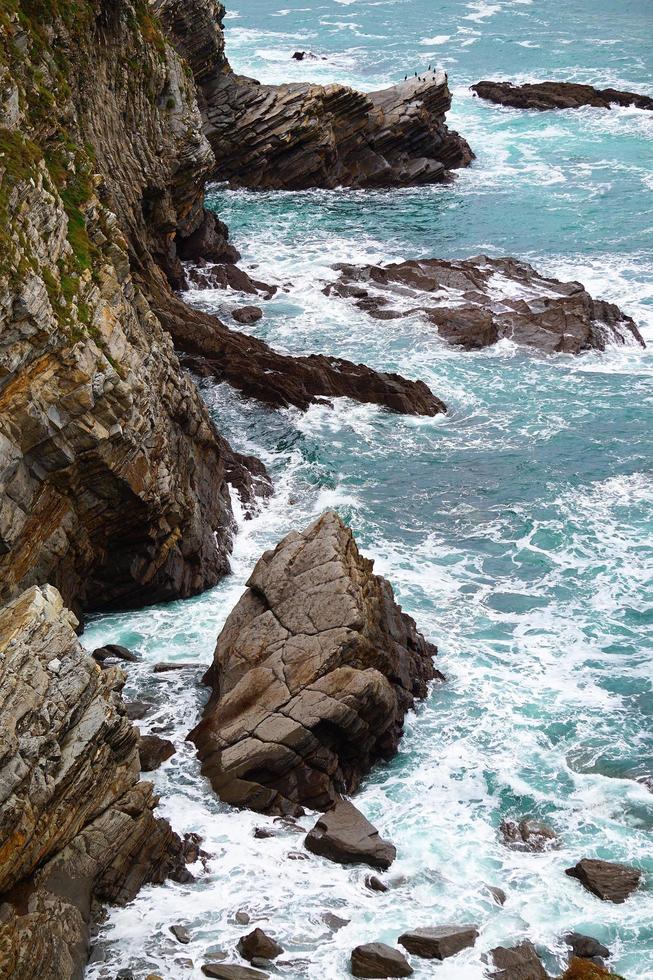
{"left": 190, "top": 512, "right": 439, "bottom": 815}
{"left": 0, "top": 585, "right": 193, "bottom": 979}
{"left": 0, "top": 0, "right": 269, "bottom": 616}
{"left": 156, "top": 0, "right": 473, "bottom": 189}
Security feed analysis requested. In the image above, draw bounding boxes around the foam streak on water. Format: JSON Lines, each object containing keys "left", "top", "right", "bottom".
{"left": 85, "top": 1, "right": 653, "bottom": 977}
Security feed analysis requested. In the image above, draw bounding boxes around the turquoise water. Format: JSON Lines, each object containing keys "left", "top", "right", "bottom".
{"left": 85, "top": 2, "right": 653, "bottom": 977}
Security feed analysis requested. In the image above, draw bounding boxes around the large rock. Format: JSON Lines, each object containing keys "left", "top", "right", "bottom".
{"left": 237, "top": 928, "right": 284, "bottom": 962}
{"left": 472, "top": 80, "right": 653, "bottom": 112}
{"left": 190, "top": 511, "right": 439, "bottom": 814}
{"left": 488, "top": 942, "right": 548, "bottom": 979}
{"left": 398, "top": 925, "right": 479, "bottom": 959}
{"left": 304, "top": 798, "right": 396, "bottom": 870}
{"left": 326, "top": 256, "right": 645, "bottom": 354}
{"left": 351, "top": 944, "right": 414, "bottom": 978}
{"left": 0, "top": 586, "right": 191, "bottom": 979}
{"left": 155, "top": 0, "right": 472, "bottom": 190}
{"left": 565, "top": 858, "right": 642, "bottom": 903}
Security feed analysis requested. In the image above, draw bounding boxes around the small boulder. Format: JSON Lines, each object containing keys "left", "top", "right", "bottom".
{"left": 139, "top": 734, "right": 175, "bottom": 772}
{"left": 486, "top": 884, "right": 507, "bottom": 905}
{"left": 501, "top": 819, "right": 558, "bottom": 852}
{"left": 488, "top": 942, "right": 548, "bottom": 979}
{"left": 351, "top": 943, "right": 413, "bottom": 978}
{"left": 237, "top": 929, "right": 283, "bottom": 963}
{"left": 235, "top": 911, "right": 250, "bottom": 925}
{"left": 565, "top": 933, "right": 610, "bottom": 962}
{"left": 124, "top": 699, "right": 155, "bottom": 720}
{"left": 92, "top": 643, "right": 140, "bottom": 663}
{"left": 322, "top": 912, "right": 350, "bottom": 931}
{"left": 232, "top": 306, "right": 263, "bottom": 325}
{"left": 254, "top": 827, "right": 276, "bottom": 839}
{"left": 565, "top": 859, "right": 642, "bottom": 903}
{"left": 202, "top": 967, "right": 269, "bottom": 980}
{"left": 170, "top": 924, "right": 191, "bottom": 945}
{"left": 398, "top": 925, "right": 479, "bottom": 960}
{"left": 305, "top": 798, "right": 396, "bottom": 871}
{"left": 365, "top": 875, "right": 389, "bottom": 893}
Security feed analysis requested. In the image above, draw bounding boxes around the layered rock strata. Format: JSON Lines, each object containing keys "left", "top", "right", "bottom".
{"left": 0, "top": 586, "right": 192, "bottom": 979}
{"left": 326, "top": 256, "right": 645, "bottom": 354}
{"left": 155, "top": 0, "right": 473, "bottom": 189}
{"left": 190, "top": 511, "right": 439, "bottom": 814}
{"left": 472, "top": 80, "right": 653, "bottom": 112}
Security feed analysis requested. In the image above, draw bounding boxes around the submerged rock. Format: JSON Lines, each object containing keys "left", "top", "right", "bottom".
{"left": 472, "top": 80, "right": 653, "bottom": 112}
{"left": 190, "top": 511, "right": 439, "bottom": 814}
{"left": 139, "top": 735, "right": 176, "bottom": 772}
{"left": 565, "top": 859, "right": 642, "bottom": 903}
{"left": 304, "top": 798, "right": 396, "bottom": 870}
{"left": 0, "top": 586, "right": 192, "bottom": 978}
{"left": 237, "top": 929, "right": 284, "bottom": 962}
{"left": 488, "top": 942, "right": 548, "bottom": 979}
{"left": 327, "top": 256, "right": 644, "bottom": 354}
{"left": 500, "top": 819, "right": 558, "bottom": 852}
{"left": 351, "top": 943, "right": 414, "bottom": 978}
{"left": 398, "top": 925, "right": 479, "bottom": 960}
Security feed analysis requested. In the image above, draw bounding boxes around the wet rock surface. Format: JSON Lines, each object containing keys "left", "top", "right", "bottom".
{"left": 351, "top": 943, "right": 414, "bottom": 978}
{"left": 501, "top": 819, "right": 558, "bottom": 851}
{"left": 488, "top": 942, "right": 549, "bottom": 979}
{"left": 139, "top": 735, "right": 176, "bottom": 772}
{"left": 472, "top": 79, "right": 653, "bottom": 112}
{"left": 565, "top": 858, "right": 642, "bottom": 903}
{"left": 237, "top": 928, "right": 284, "bottom": 962}
{"left": 0, "top": 586, "right": 191, "bottom": 978}
{"left": 190, "top": 511, "right": 439, "bottom": 814}
{"left": 327, "top": 256, "right": 645, "bottom": 354}
{"left": 398, "top": 924, "right": 479, "bottom": 960}
{"left": 304, "top": 798, "right": 397, "bottom": 870}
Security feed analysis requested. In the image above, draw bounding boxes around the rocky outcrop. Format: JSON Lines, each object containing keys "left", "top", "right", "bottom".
{"left": 304, "top": 798, "right": 396, "bottom": 870}
{"left": 0, "top": 586, "right": 192, "bottom": 979}
{"left": 472, "top": 80, "right": 653, "bottom": 112}
{"left": 326, "top": 256, "right": 645, "bottom": 354}
{"left": 565, "top": 858, "right": 642, "bottom": 903}
{"left": 190, "top": 511, "right": 439, "bottom": 814}
{"left": 398, "top": 925, "right": 479, "bottom": 960}
{"left": 155, "top": 0, "right": 473, "bottom": 189}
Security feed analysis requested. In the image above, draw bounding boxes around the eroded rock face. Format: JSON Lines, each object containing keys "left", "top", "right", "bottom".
{"left": 0, "top": 586, "right": 191, "bottom": 979}
{"left": 472, "top": 80, "right": 653, "bottom": 112}
{"left": 190, "top": 511, "right": 439, "bottom": 814}
{"left": 326, "top": 256, "right": 645, "bottom": 354}
{"left": 156, "top": 0, "right": 472, "bottom": 189}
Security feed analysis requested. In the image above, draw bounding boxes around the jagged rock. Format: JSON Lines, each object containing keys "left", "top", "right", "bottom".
{"left": 170, "top": 924, "right": 192, "bottom": 945}
{"left": 232, "top": 306, "right": 263, "bottom": 325}
{"left": 156, "top": 0, "right": 472, "bottom": 190}
{"left": 0, "top": 586, "right": 191, "bottom": 979}
{"left": 501, "top": 819, "right": 558, "bottom": 852}
{"left": 488, "top": 942, "right": 548, "bottom": 979}
{"left": 398, "top": 925, "right": 479, "bottom": 960}
{"left": 327, "top": 256, "right": 645, "bottom": 354}
{"left": 190, "top": 511, "right": 439, "bottom": 814}
{"left": 305, "top": 799, "right": 396, "bottom": 870}
{"left": 202, "top": 966, "right": 270, "bottom": 980}
{"left": 237, "top": 928, "right": 284, "bottom": 962}
{"left": 92, "top": 644, "right": 141, "bottom": 663}
{"left": 565, "top": 859, "right": 642, "bottom": 903}
{"left": 177, "top": 210, "right": 240, "bottom": 266}
{"left": 472, "top": 80, "right": 653, "bottom": 112}
{"left": 139, "top": 735, "right": 176, "bottom": 772}
{"left": 351, "top": 943, "right": 413, "bottom": 978}
{"left": 565, "top": 934, "right": 610, "bottom": 962}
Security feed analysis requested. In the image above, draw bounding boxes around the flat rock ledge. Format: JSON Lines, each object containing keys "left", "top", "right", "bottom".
{"left": 304, "top": 797, "right": 396, "bottom": 870}
{"left": 565, "top": 858, "right": 642, "bottom": 903}
{"left": 190, "top": 511, "right": 439, "bottom": 815}
{"left": 351, "top": 943, "right": 414, "bottom": 978}
{"left": 472, "top": 80, "right": 653, "bottom": 112}
{"left": 326, "top": 256, "right": 645, "bottom": 354}
{"left": 0, "top": 586, "right": 192, "bottom": 979}
{"left": 398, "top": 924, "right": 479, "bottom": 960}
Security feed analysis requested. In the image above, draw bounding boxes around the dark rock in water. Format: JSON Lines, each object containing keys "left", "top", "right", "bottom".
{"left": 254, "top": 827, "right": 276, "bottom": 839}
{"left": 472, "top": 80, "right": 653, "bottom": 112}
{"left": 323, "top": 912, "right": 350, "bottom": 931}
{"left": 351, "top": 943, "right": 414, "bottom": 978}
{"left": 92, "top": 643, "right": 141, "bottom": 663}
{"left": 116, "top": 972, "right": 136, "bottom": 980}
{"left": 186, "top": 262, "right": 277, "bottom": 297}
{"left": 170, "top": 924, "right": 192, "bottom": 944}
{"left": 153, "top": 661, "right": 204, "bottom": 673}
{"left": 237, "top": 928, "right": 284, "bottom": 962}
{"left": 565, "top": 859, "right": 642, "bottom": 903}
{"left": 232, "top": 306, "right": 263, "bottom": 325}
{"left": 486, "top": 885, "right": 507, "bottom": 905}
{"left": 398, "top": 925, "right": 479, "bottom": 960}
{"left": 305, "top": 799, "right": 396, "bottom": 870}
{"left": 501, "top": 819, "right": 558, "bottom": 852}
{"left": 564, "top": 933, "right": 610, "bottom": 962}
{"left": 366, "top": 874, "right": 389, "bottom": 892}
{"left": 202, "top": 966, "right": 269, "bottom": 980}
{"left": 139, "top": 735, "right": 176, "bottom": 772}
{"left": 190, "top": 511, "right": 439, "bottom": 814}
{"left": 327, "top": 256, "right": 645, "bottom": 354}
{"left": 235, "top": 911, "right": 251, "bottom": 926}
{"left": 125, "top": 700, "right": 156, "bottom": 720}
{"left": 488, "top": 942, "right": 548, "bottom": 979}
{"left": 177, "top": 210, "right": 241, "bottom": 266}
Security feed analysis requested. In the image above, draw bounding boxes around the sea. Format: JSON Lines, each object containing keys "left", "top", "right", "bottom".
{"left": 84, "top": 1, "right": 653, "bottom": 976}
